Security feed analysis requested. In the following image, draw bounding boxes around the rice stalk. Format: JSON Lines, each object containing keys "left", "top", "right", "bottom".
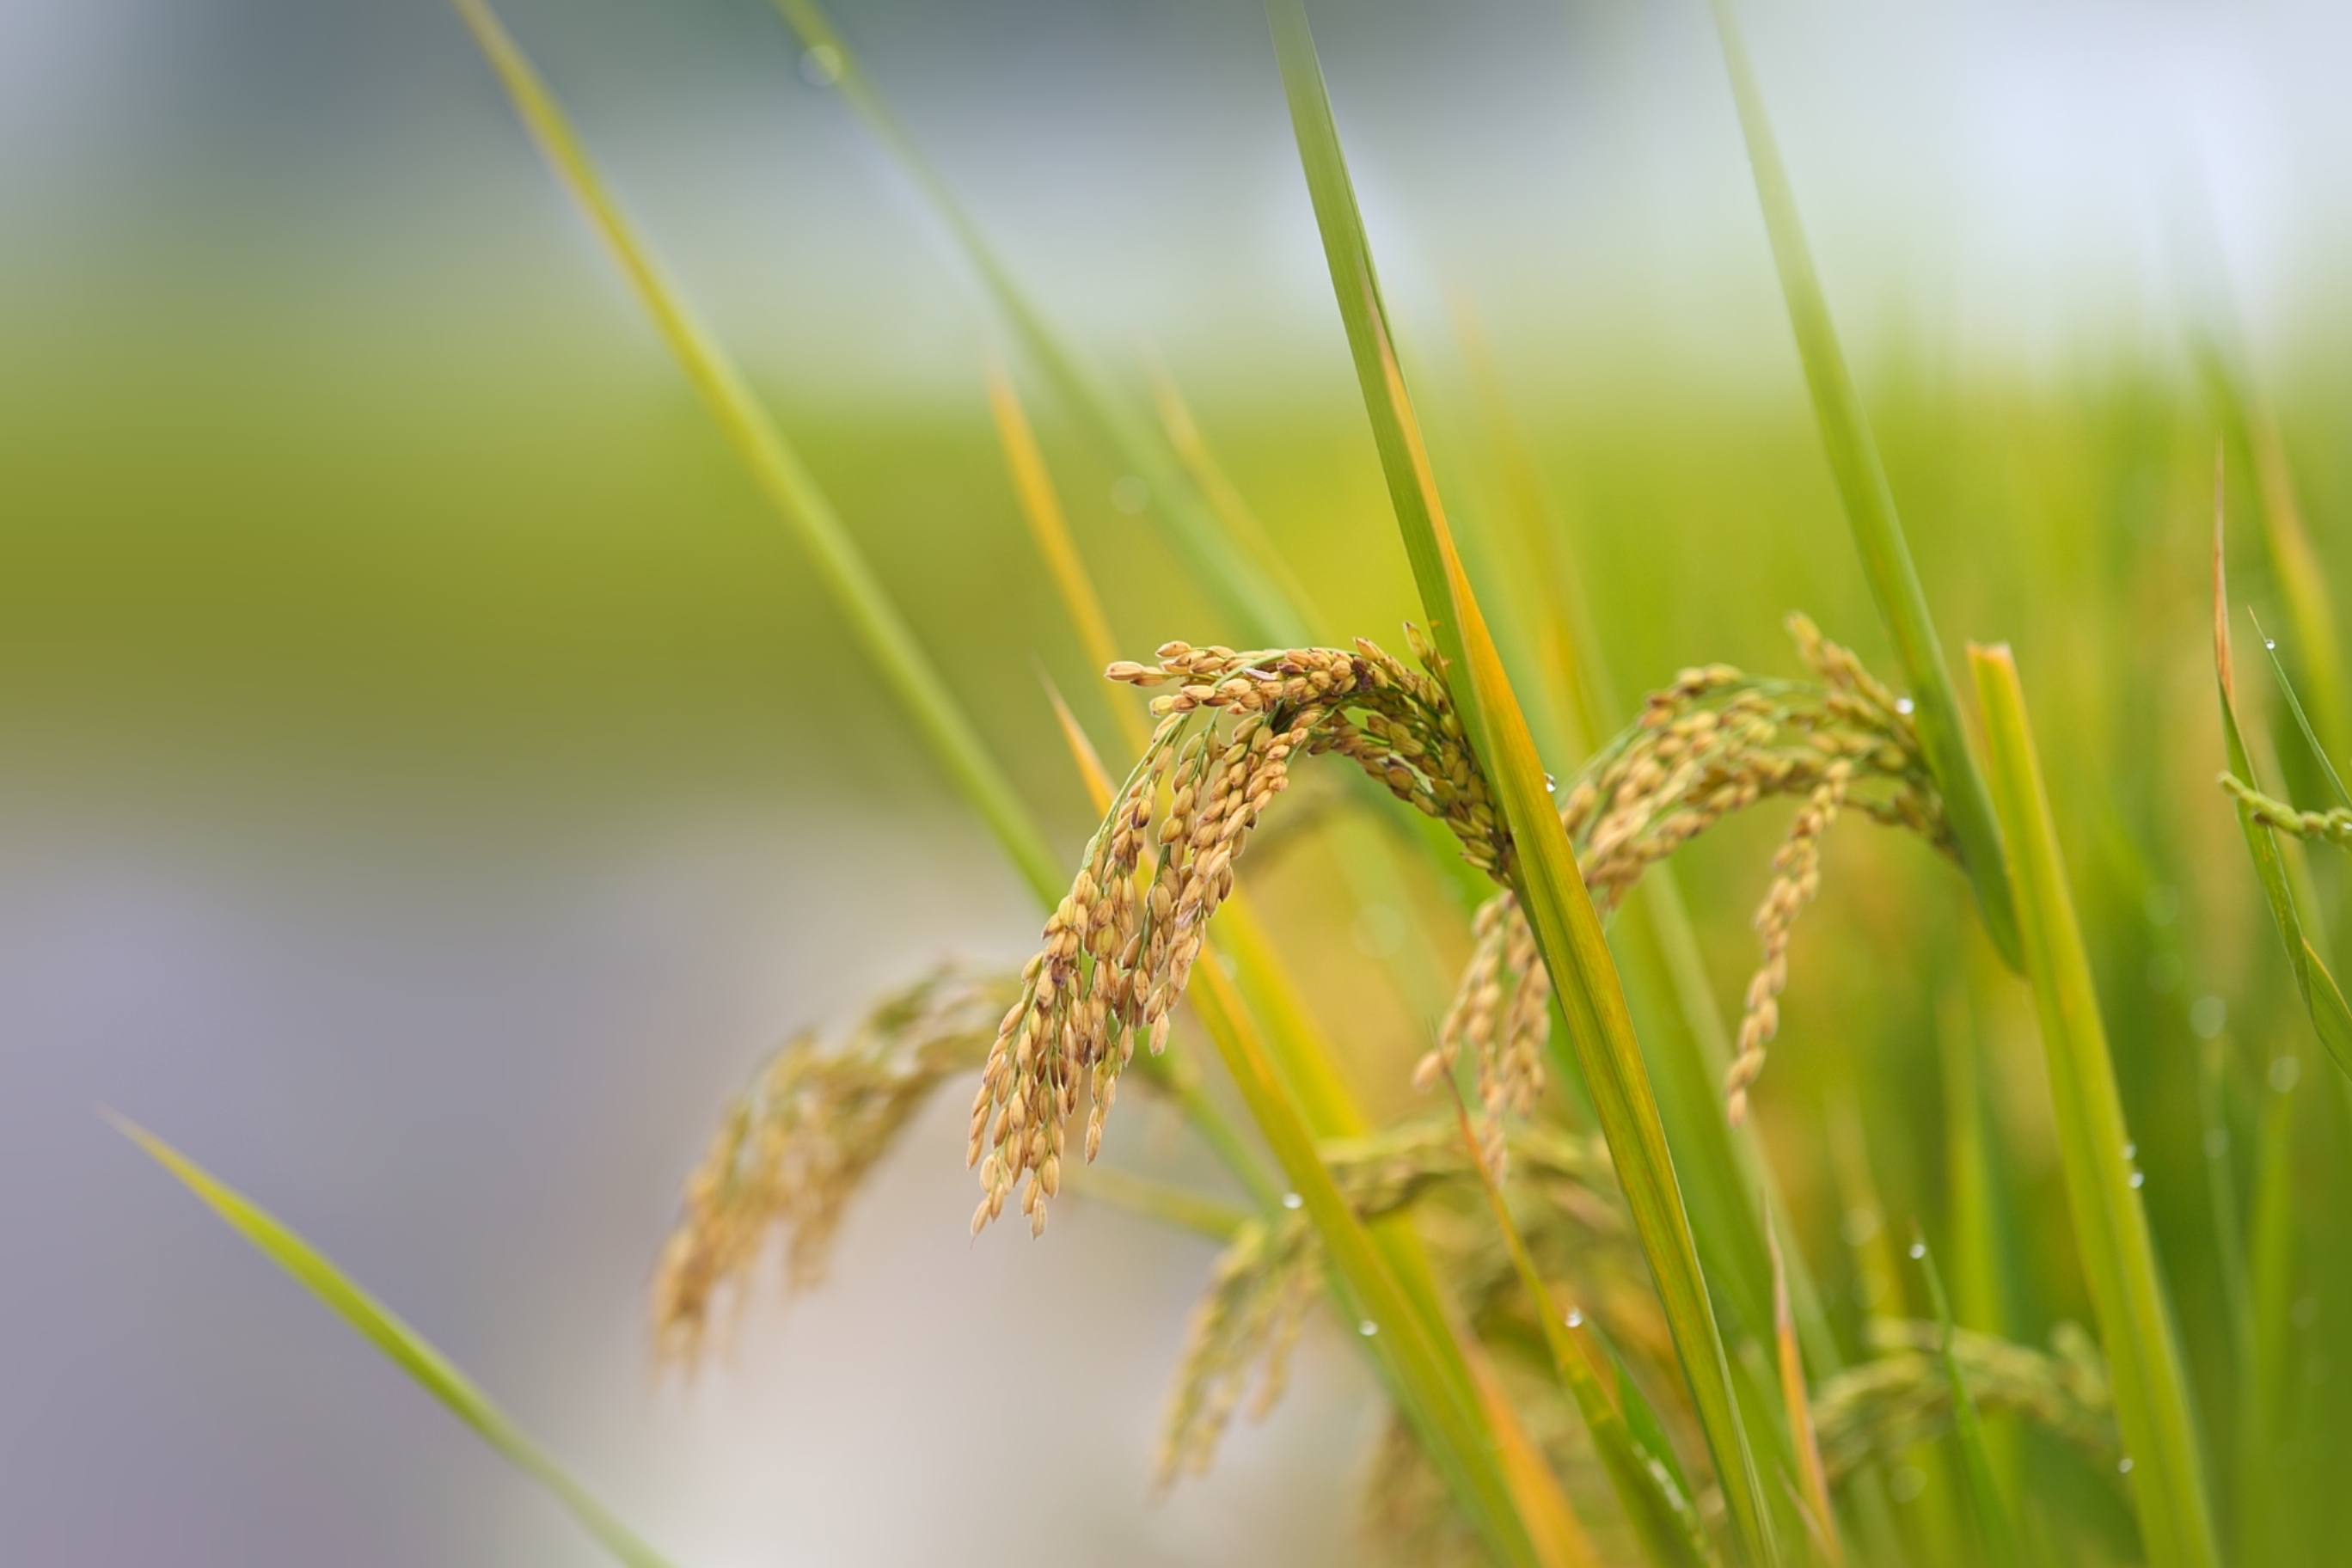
{"left": 1765, "top": 1222, "right": 1840, "bottom": 1568}
{"left": 1971, "top": 641, "right": 2221, "bottom": 1568}
{"left": 1703, "top": 0, "right": 2020, "bottom": 973}
{"left": 1912, "top": 1228, "right": 2025, "bottom": 1564}
{"left": 1265, "top": 5, "right": 1772, "bottom": 1554}
{"left": 2211, "top": 493, "right": 2352, "bottom": 1078}
{"left": 113, "top": 1117, "right": 683, "bottom": 1568}
{"left": 1938, "top": 979, "right": 2019, "bottom": 1498}
{"left": 1155, "top": 1116, "right": 1669, "bottom": 1524}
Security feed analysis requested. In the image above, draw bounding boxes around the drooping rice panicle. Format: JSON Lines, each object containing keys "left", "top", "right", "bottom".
{"left": 652, "top": 971, "right": 1015, "bottom": 1362}
{"left": 1154, "top": 1117, "right": 1630, "bottom": 1485}
{"left": 970, "top": 634, "right": 1510, "bottom": 1235}
{"left": 1810, "top": 1320, "right": 2118, "bottom": 1488}
{"left": 1448, "top": 614, "right": 1951, "bottom": 1135}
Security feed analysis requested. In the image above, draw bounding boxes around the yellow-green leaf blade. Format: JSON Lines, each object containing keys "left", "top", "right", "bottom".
{"left": 1706, "top": 0, "right": 2019, "bottom": 971}
{"left": 774, "top": 0, "right": 1308, "bottom": 650}
{"left": 1265, "top": 4, "right": 1773, "bottom": 1560}
{"left": 113, "top": 1116, "right": 682, "bottom": 1568}
{"left": 446, "top": 0, "right": 1063, "bottom": 905}
{"left": 1969, "top": 644, "right": 2220, "bottom": 1568}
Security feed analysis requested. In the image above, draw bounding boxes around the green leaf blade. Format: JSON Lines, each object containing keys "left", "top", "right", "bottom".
{"left": 446, "top": 0, "right": 1064, "bottom": 906}
{"left": 1969, "top": 644, "right": 2220, "bottom": 1568}
{"left": 1265, "top": 4, "right": 1773, "bottom": 1560}
{"left": 113, "top": 1116, "right": 683, "bottom": 1568}
{"left": 774, "top": 0, "right": 1309, "bottom": 651}
{"left": 1706, "top": 0, "right": 2019, "bottom": 972}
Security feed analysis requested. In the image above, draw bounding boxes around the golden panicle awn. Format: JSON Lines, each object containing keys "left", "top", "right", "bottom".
{"left": 1436, "top": 613, "right": 1954, "bottom": 1135}
{"left": 975, "top": 615, "right": 1949, "bottom": 1240}
{"left": 652, "top": 970, "right": 1015, "bottom": 1364}
{"left": 968, "top": 634, "right": 1508, "bottom": 1237}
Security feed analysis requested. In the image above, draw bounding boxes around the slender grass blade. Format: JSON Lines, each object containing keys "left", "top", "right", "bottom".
{"left": 1704, "top": 0, "right": 2019, "bottom": 972}
{"left": 113, "top": 1116, "right": 683, "bottom": 1568}
{"left": 1265, "top": 4, "right": 1773, "bottom": 1559}
{"left": 445, "top": 0, "right": 1063, "bottom": 904}
{"left": 1138, "top": 344, "right": 1332, "bottom": 637}
{"left": 1766, "top": 1222, "right": 1841, "bottom": 1568}
{"left": 773, "top": 0, "right": 1308, "bottom": 649}
{"left": 1913, "top": 1228, "right": 2024, "bottom": 1564}
{"left": 1969, "top": 642, "right": 2220, "bottom": 1568}
{"left": 2212, "top": 492, "right": 2352, "bottom": 1078}
{"left": 2196, "top": 336, "right": 2349, "bottom": 757}
{"left": 987, "top": 363, "right": 1138, "bottom": 748}
{"left": 2251, "top": 610, "right": 2352, "bottom": 810}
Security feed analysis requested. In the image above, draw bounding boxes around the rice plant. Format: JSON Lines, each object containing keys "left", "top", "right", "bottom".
{"left": 116, "top": 1, "right": 2352, "bottom": 1565}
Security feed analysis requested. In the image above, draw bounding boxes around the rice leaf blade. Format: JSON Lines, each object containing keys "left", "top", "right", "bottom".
{"left": 773, "top": 0, "right": 1307, "bottom": 649}
{"left": 113, "top": 1117, "right": 683, "bottom": 1568}
{"left": 1265, "top": 5, "right": 1773, "bottom": 1559}
{"left": 1704, "top": 0, "right": 2019, "bottom": 971}
{"left": 2213, "top": 495, "right": 2352, "bottom": 1077}
{"left": 2251, "top": 610, "right": 2352, "bottom": 810}
{"left": 1913, "top": 1228, "right": 2024, "bottom": 1565}
{"left": 2196, "top": 337, "right": 2349, "bottom": 757}
{"left": 1969, "top": 642, "right": 2220, "bottom": 1568}
{"left": 445, "top": 0, "right": 1063, "bottom": 904}
{"left": 987, "top": 363, "right": 1141, "bottom": 750}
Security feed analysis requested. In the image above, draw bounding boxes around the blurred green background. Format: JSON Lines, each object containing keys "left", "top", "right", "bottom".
{"left": 6, "top": 0, "right": 2351, "bottom": 1562}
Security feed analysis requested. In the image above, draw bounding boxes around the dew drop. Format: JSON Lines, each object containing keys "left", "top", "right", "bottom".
{"left": 2129, "top": 1171, "right": 2146, "bottom": 1189}
{"left": 798, "top": 44, "right": 843, "bottom": 86}
{"left": 2122, "top": 1141, "right": 2136, "bottom": 1161}
{"left": 2271, "top": 1055, "right": 2304, "bottom": 1094}
{"left": 1564, "top": 1308, "right": 1583, "bottom": 1328}
{"left": 2118, "top": 1456, "right": 2135, "bottom": 1474}
{"left": 1895, "top": 696, "right": 1914, "bottom": 715}
{"left": 1908, "top": 1241, "right": 1926, "bottom": 1260}
{"left": 1358, "top": 1320, "right": 1380, "bottom": 1337}
{"left": 1282, "top": 1191, "right": 1303, "bottom": 1210}
{"left": 2265, "top": 639, "right": 2278, "bottom": 651}
{"left": 1545, "top": 773, "right": 1559, "bottom": 794}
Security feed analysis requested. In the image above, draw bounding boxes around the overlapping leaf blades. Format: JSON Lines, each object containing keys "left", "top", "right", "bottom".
{"left": 1265, "top": 3, "right": 1773, "bottom": 1560}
